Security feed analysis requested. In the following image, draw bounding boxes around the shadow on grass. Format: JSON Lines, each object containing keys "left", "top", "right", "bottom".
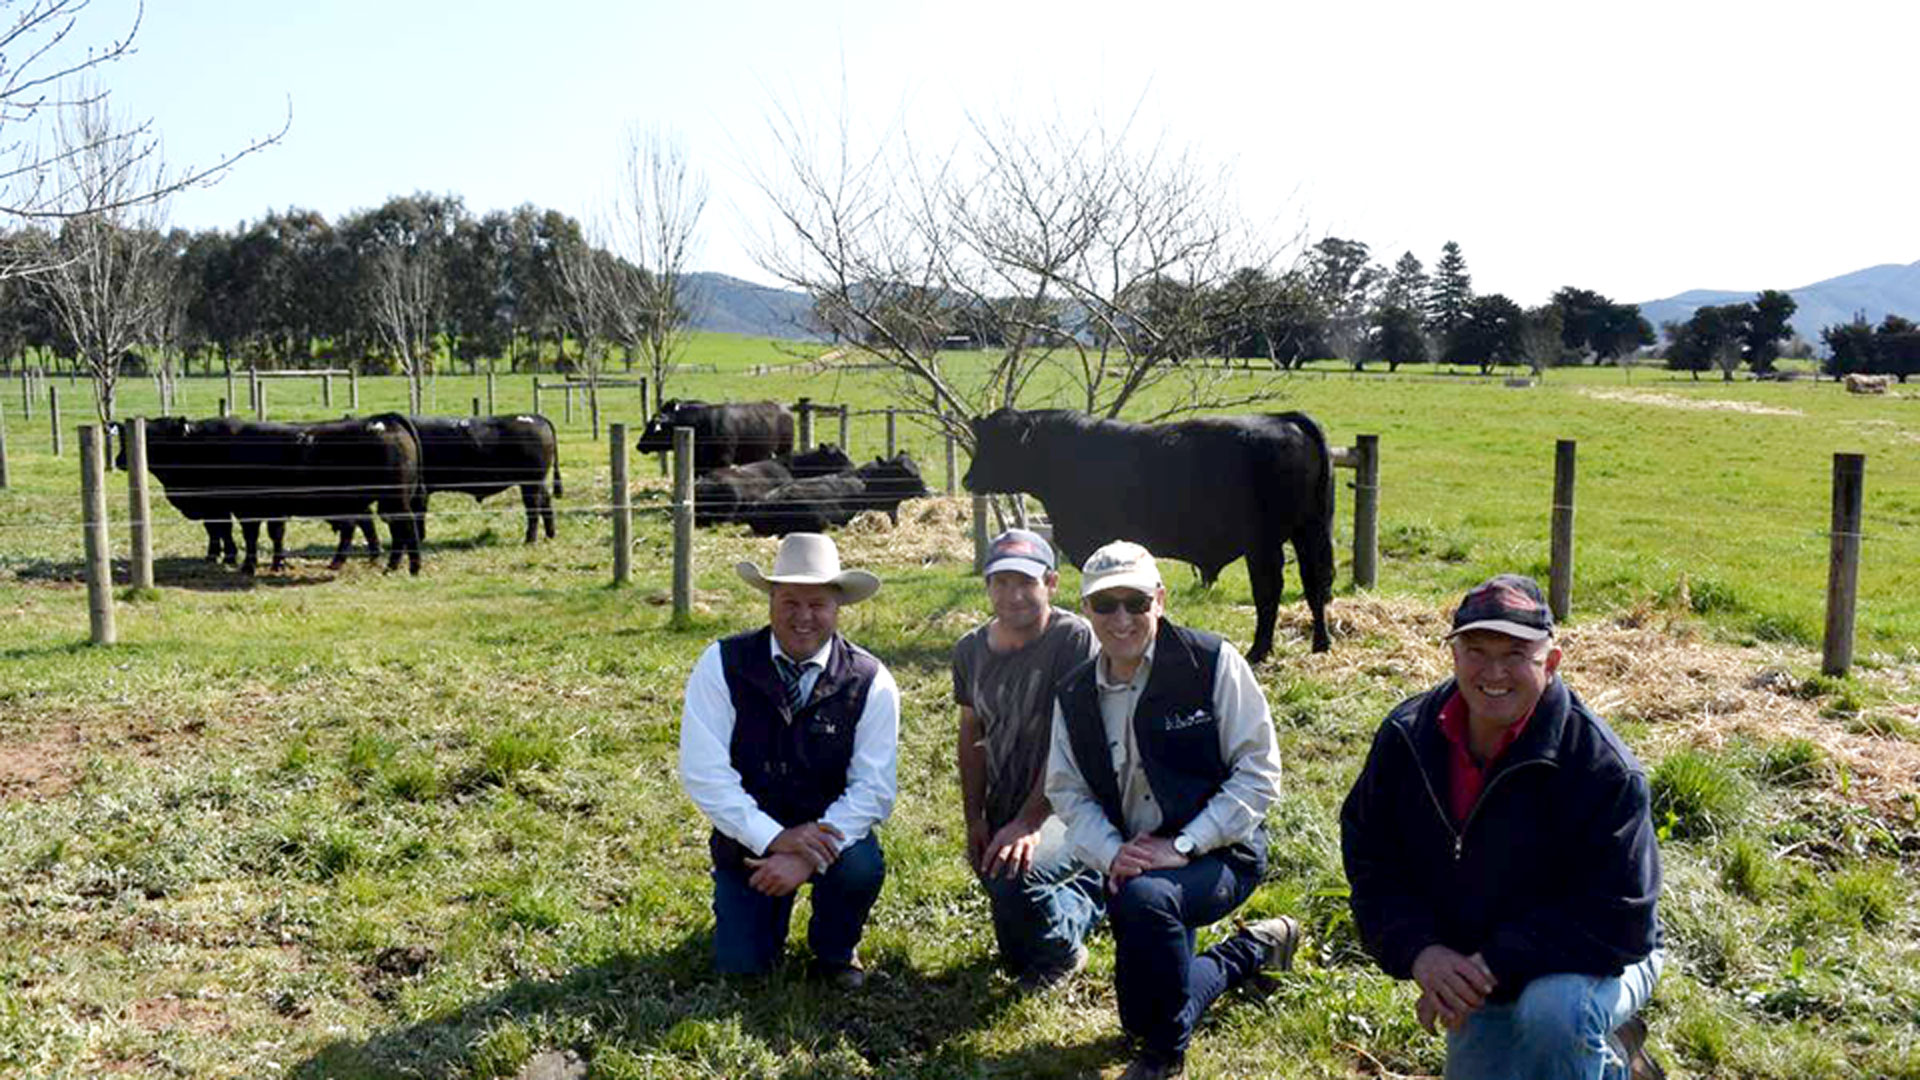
{"left": 289, "top": 931, "right": 1085, "bottom": 1079}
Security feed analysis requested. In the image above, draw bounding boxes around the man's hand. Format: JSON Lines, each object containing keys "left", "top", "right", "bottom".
{"left": 1410, "top": 945, "right": 1496, "bottom": 1032}
{"left": 1106, "top": 832, "right": 1189, "bottom": 893}
{"left": 743, "top": 853, "right": 814, "bottom": 897}
{"left": 768, "top": 822, "right": 843, "bottom": 872}
{"left": 979, "top": 818, "right": 1042, "bottom": 880}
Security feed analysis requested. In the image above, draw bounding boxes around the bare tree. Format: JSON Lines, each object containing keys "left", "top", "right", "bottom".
{"left": 368, "top": 243, "right": 441, "bottom": 413}
{"left": 604, "top": 127, "right": 706, "bottom": 402}
{"left": 26, "top": 89, "right": 172, "bottom": 425}
{"left": 748, "top": 95, "right": 1290, "bottom": 445}
{"left": 0, "top": 1, "right": 288, "bottom": 278}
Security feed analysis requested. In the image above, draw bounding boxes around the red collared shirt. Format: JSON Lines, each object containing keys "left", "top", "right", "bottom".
{"left": 1436, "top": 689, "right": 1535, "bottom": 825}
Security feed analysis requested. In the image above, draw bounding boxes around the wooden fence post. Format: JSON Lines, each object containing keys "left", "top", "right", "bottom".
{"left": 255, "top": 377, "right": 267, "bottom": 421}
{"left": 219, "top": 396, "right": 229, "bottom": 418}
{"left": 972, "top": 494, "right": 990, "bottom": 572}
{"left": 472, "top": 397, "right": 482, "bottom": 418}
{"left": 837, "top": 406, "right": 850, "bottom": 452}
{"left": 79, "top": 425, "right": 116, "bottom": 645}
{"left": 1549, "top": 439, "right": 1577, "bottom": 622}
{"left": 248, "top": 368, "right": 259, "bottom": 415}
{"left": 564, "top": 385, "right": 574, "bottom": 425}
{"left": 638, "top": 377, "right": 649, "bottom": 420}
{"left": 322, "top": 372, "right": 334, "bottom": 408}
{"left": 49, "top": 385, "right": 61, "bottom": 457}
{"left": 19, "top": 370, "right": 29, "bottom": 419}
{"left": 532, "top": 380, "right": 543, "bottom": 417}
{"left": 944, "top": 417, "right": 958, "bottom": 496}
{"left": 225, "top": 369, "right": 236, "bottom": 412}
{"left": 590, "top": 379, "right": 601, "bottom": 442}
{"left": 485, "top": 371, "right": 496, "bottom": 416}
{"left": 672, "top": 426, "right": 694, "bottom": 622}
{"left": 349, "top": 368, "right": 360, "bottom": 411}
{"left": 0, "top": 403, "right": 9, "bottom": 489}
{"left": 611, "top": 423, "right": 631, "bottom": 586}
{"left": 796, "top": 397, "right": 814, "bottom": 451}
{"left": 127, "top": 418, "right": 153, "bottom": 590}
{"left": 1351, "top": 434, "right": 1379, "bottom": 589}
{"left": 1822, "top": 453, "right": 1865, "bottom": 677}
{"left": 885, "top": 409, "right": 896, "bottom": 457}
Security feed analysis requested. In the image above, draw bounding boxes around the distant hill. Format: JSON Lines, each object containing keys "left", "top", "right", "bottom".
{"left": 685, "top": 272, "right": 818, "bottom": 339}
{"left": 1638, "top": 260, "right": 1920, "bottom": 348}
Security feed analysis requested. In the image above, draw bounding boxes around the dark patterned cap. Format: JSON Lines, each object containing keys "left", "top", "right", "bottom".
{"left": 1448, "top": 574, "right": 1554, "bottom": 641}
{"left": 983, "top": 528, "right": 1056, "bottom": 580}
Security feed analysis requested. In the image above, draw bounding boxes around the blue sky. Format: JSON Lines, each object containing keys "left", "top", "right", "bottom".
{"left": 61, "top": 0, "right": 1920, "bottom": 307}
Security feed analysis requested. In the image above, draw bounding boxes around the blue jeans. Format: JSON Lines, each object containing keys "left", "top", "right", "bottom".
{"left": 1106, "top": 852, "right": 1263, "bottom": 1065}
{"left": 1445, "top": 951, "right": 1665, "bottom": 1080}
{"left": 709, "top": 833, "right": 886, "bottom": 975}
{"left": 977, "top": 816, "right": 1104, "bottom": 979}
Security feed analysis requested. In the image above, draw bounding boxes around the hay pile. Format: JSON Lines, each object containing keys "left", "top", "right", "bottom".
{"left": 1280, "top": 593, "right": 1920, "bottom": 815}
{"left": 837, "top": 497, "right": 976, "bottom": 568}
{"left": 1580, "top": 388, "right": 1805, "bottom": 417}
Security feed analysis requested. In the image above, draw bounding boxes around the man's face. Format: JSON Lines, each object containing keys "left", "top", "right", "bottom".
{"left": 770, "top": 583, "right": 841, "bottom": 658}
{"left": 1084, "top": 586, "right": 1163, "bottom": 670}
{"left": 1450, "top": 629, "right": 1561, "bottom": 729}
{"left": 986, "top": 569, "right": 1054, "bottom": 633}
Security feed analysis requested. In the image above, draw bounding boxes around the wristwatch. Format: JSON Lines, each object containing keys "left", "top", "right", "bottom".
{"left": 1172, "top": 834, "right": 1196, "bottom": 857}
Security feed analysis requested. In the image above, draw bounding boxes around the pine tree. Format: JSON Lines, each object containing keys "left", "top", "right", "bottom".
{"left": 1426, "top": 240, "right": 1472, "bottom": 339}
{"left": 1384, "top": 251, "right": 1427, "bottom": 313}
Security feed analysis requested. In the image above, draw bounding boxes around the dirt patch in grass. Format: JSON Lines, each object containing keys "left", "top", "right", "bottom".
{"left": 1580, "top": 388, "right": 1805, "bottom": 417}
{"left": 1282, "top": 594, "right": 1920, "bottom": 816}
{"left": 129, "top": 993, "right": 231, "bottom": 1034}
{"left": 0, "top": 714, "right": 211, "bottom": 801}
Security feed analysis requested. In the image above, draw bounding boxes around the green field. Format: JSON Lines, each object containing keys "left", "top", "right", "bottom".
{"left": 0, "top": 337, "right": 1916, "bottom": 1077}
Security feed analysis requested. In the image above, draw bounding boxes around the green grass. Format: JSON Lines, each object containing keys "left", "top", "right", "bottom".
{"left": 0, "top": 343, "right": 1916, "bottom": 1077}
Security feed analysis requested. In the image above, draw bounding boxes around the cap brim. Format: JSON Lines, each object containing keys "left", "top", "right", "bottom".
{"left": 1081, "top": 571, "right": 1162, "bottom": 598}
{"left": 983, "top": 556, "right": 1050, "bottom": 580}
{"left": 735, "top": 562, "right": 882, "bottom": 604}
{"left": 1447, "top": 618, "right": 1552, "bottom": 641}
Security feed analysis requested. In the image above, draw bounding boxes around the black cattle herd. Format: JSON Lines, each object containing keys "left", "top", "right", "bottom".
{"left": 114, "top": 399, "right": 1339, "bottom": 658}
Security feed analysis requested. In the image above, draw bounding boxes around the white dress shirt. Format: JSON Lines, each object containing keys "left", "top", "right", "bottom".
{"left": 1046, "top": 636, "right": 1282, "bottom": 875}
{"left": 678, "top": 634, "right": 900, "bottom": 858}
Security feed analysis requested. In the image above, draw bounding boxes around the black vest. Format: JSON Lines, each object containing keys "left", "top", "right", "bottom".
{"left": 710, "top": 627, "right": 882, "bottom": 870}
{"left": 1057, "top": 619, "right": 1268, "bottom": 876}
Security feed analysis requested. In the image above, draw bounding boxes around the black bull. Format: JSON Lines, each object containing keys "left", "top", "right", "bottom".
{"left": 411, "top": 414, "right": 563, "bottom": 542}
{"left": 126, "top": 414, "right": 428, "bottom": 575}
{"left": 635, "top": 400, "right": 794, "bottom": 473}
{"left": 964, "top": 408, "right": 1335, "bottom": 662}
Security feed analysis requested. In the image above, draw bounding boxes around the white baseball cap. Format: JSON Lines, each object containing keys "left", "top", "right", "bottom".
{"left": 1079, "top": 540, "right": 1162, "bottom": 597}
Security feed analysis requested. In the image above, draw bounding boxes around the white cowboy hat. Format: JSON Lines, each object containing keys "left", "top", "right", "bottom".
{"left": 735, "top": 532, "right": 881, "bottom": 604}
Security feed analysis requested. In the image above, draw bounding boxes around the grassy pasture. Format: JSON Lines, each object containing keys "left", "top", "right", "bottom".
{"left": 0, "top": 338, "right": 1916, "bottom": 1078}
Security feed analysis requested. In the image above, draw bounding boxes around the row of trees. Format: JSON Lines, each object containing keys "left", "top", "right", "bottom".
{"left": 1821, "top": 314, "right": 1920, "bottom": 381}
{"left": 1660, "top": 291, "right": 1800, "bottom": 381}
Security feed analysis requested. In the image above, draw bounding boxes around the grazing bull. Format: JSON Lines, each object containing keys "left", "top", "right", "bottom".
{"left": 411, "top": 414, "right": 563, "bottom": 542}
{"left": 635, "top": 399, "right": 793, "bottom": 473}
{"left": 694, "top": 443, "right": 855, "bottom": 526}
{"left": 114, "top": 421, "right": 240, "bottom": 566}
{"left": 136, "top": 414, "right": 428, "bottom": 576}
{"left": 740, "top": 453, "right": 930, "bottom": 536}
{"left": 964, "top": 408, "right": 1334, "bottom": 662}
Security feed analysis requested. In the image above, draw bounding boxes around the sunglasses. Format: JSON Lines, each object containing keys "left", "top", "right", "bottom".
{"left": 1087, "top": 593, "right": 1153, "bottom": 616}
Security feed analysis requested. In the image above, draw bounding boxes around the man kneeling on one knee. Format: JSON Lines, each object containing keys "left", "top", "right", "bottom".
{"left": 677, "top": 533, "right": 898, "bottom": 988}
{"left": 1047, "top": 541, "right": 1301, "bottom": 1080}
{"left": 1341, "top": 574, "right": 1665, "bottom": 1080}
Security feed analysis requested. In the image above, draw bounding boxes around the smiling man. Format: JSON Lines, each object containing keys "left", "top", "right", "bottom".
{"left": 1341, "top": 574, "right": 1666, "bottom": 1080}
{"left": 677, "top": 533, "right": 898, "bottom": 988}
{"left": 953, "top": 529, "right": 1102, "bottom": 987}
{"left": 1045, "top": 540, "right": 1300, "bottom": 1080}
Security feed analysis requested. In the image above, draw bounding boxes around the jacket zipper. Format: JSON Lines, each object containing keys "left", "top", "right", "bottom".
{"left": 1394, "top": 725, "right": 1555, "bottom": 862}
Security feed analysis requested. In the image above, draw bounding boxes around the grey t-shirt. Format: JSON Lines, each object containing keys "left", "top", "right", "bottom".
{"left": 953, "top": 608, "right": 1098, "bottom": 831}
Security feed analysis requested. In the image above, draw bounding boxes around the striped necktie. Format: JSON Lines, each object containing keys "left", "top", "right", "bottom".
{"left": 774, "top": 655, "right": 811, "bottom": 711}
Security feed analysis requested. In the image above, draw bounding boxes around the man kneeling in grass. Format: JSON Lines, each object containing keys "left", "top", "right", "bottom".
{"left": 953, "top": 529, "right": 1103, "bottom": 988}
{"left": 677, "top": 533, "right": 899, "bottom": 988}
{"left": 1341, "top": 574, "right": 1666, "bottom": 1079}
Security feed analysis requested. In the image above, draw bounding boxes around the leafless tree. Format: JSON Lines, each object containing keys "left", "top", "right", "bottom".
{"left": 748, "top": 95, "right": 1291, "bottom": 446}
{"left": 369, "top": 243, "right": 441, "bottom": 413}
{"left": 0, "top": 1, "right": 288, "bottom": 279}
{"left": 604, "top": 126, "right": 705, "bottom": 403}
{"left": 26, "top": 89, "right": 172, "bottom": 425}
